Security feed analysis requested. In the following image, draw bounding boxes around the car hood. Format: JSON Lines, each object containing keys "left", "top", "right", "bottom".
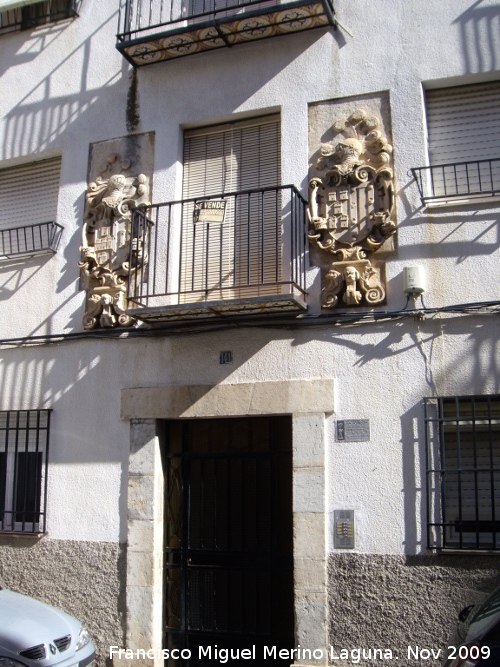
{"left": 0, "top": 589, "right": 80, "bottom": 655}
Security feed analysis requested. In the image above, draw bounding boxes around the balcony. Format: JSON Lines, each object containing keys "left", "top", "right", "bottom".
{"left": 0, "top": 0, "right": 78, "bottom": 36}
{"left": 126, "top": 185, "right": 307, "bottom": 323}
{"left": 412, "top": 158, "right": 500, "bottom": 207}
{"left": 116, "top": 0, "right": 335, "bottom": 66}
{"left": 0, "top": 221, "right": 63, "bottom": 260}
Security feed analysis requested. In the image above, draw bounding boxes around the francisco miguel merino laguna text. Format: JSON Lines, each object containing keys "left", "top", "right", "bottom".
{"left": 110, "top": 644, "right": 395, "bottom": 663}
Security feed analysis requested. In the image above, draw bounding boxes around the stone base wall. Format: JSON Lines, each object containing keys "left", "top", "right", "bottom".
{"left": 0, "top": 538, "right": 125, "bottom": 667}
{"left": 328, "top": 553, "right": 500, "bottom": 666}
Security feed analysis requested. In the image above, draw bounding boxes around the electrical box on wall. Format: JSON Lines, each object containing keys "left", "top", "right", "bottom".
{"left": 334, "top": 510, "right": 355, "bottom": 549}
{"left": 403, "top": 266, "right": 426, "bottom": 295}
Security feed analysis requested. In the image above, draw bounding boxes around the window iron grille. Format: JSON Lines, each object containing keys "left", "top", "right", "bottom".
{"left": 0, "top": 221, "right": 63, "bottom": 260}
{"left": 0, "top": 410, "right": 51, "bottom": 534}
{"left": 0, "top": 0, "right": 78, "bottom": 35}
{"left": 425, "top": 395, "right": 500, "bottom": 551}
{"left": 412, "top": 158, "right": 500, "bottom": 207}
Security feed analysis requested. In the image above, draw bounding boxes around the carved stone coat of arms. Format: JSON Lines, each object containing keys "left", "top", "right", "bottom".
{"left": 79, "top": 154, "right": 150, "bottom": 329}
{"left": 308, "top": 109, "right": 396, "bottom": 308}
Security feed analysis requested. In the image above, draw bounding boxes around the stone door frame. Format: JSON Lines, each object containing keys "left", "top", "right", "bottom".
{"left": 121, "top": 379, "right": 335, "bottom": 666}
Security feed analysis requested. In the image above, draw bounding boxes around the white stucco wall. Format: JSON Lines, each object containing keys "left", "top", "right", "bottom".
{"left": 0, "top": 0, "right": 499, "bottom": 555}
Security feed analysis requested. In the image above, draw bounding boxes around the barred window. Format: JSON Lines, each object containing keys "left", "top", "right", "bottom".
{"left": 425, "top": 396, "right": 500, "bottom": 551}
{"left": 0, "top": 0, "right": 77, "bottom": 36}
{"left": 0, "top": 410, "right": 51, "bottom": 534}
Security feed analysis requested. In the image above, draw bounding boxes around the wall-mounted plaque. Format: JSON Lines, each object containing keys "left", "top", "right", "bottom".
{"left": 336, "top": 419, "right": 370, "bottom": 442}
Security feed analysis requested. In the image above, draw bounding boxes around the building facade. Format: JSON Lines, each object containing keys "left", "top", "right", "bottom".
{"left": 0, "top": 0, "right": 499, "bottom": 665}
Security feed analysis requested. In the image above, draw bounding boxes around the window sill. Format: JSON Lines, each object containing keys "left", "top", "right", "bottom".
{"left": 0, "top": 531, "right": 45, "bottom": 539}
{"left": 432, "top": 549, "right": 500, "bottom": 556}
{"left": 425, "top": 194, "right": 500, "bottom": 208}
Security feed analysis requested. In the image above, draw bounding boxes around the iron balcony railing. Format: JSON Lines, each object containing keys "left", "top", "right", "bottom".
{"left": 425, "top": 395, "right": 500, "bottom": 551}
{"left": 0, "top": 221, "right": 63, "bottom": 260}
{"left": 116, "top": 0, "right": 335, "bottom": 66}
{"left": 0, "top": 0, "right": 78, "bottom": 35}
{"left": 412, "top": 157, "right": 500, "bottom": 206}
{"left": 127, "top": 185, "right": 307, "bottom": 322}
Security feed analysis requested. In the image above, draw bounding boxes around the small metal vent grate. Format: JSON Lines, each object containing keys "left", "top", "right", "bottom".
{"left": 54, "top": 635, "right": 71, "bottom": 652}
{"left": 19, "top": 644, "right": 46, "bottom": 660}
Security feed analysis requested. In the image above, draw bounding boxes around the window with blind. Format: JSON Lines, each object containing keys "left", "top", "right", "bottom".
{"left": 0, "top": 156, "right": 63, "bottom": 258}
{"left": 418, "top": 81, "right": 500, "bottom": 202}
{"left": 425, "top": 396, "right": 500, "bottom": 551}
{"left": 180, "top": 116, "right": 281, "bottom": 303}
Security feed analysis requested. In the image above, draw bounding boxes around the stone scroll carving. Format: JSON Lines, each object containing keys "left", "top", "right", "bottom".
{"left": 308, "top": 109, "right": 396, "bottom": 308}
{"left": 79, "top": 154, "right": 150, "bottom": 329}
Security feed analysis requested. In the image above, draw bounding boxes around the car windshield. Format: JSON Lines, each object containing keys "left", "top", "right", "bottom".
{"left": 462, "top": 588, "right": 500, "bottom": 642}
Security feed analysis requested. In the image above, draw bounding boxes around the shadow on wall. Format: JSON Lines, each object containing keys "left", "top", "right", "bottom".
{"left": 0, "top": 255, "right": 50, "bottom": 301}
{"left": 396, "top": 198, "right": 500, "bottom": 265}
{"left": 454, "top": 0, "right": 500, "bottom": 73}
{"left": 1, "top": 7, "right": 126, "bottom": 161}
{"left": 399, "top": 319, "right": 500, "bottom": 555}
{"left": 301, "top": 315, "right": 499, "bottom": 556}
{"left": 0, "top": 245, "right": 85, "bottom": 337}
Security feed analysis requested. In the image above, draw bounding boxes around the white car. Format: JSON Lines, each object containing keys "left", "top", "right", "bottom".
{"left": 0, "top": 588, "right": 95, "bottom": 667}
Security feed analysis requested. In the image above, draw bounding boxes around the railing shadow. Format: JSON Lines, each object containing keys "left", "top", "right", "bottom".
{"left": 453, "top": 0, "right": 500, "bottom": 73}
{"left": 1, "top": 6, "right": 125, "bottom": 161}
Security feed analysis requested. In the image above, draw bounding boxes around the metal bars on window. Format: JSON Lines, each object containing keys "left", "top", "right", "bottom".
{"left": 0, "top": 0, "right": 78, "bottom": 34}
{"left": 425, "top": 396, "right": 500, "bottom": 551}
{"left": 0, "top": 410, "right": 51, "bottom": 534}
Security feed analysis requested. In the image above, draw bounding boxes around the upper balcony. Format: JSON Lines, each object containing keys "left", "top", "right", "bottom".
{"left": 116, "top": 0, "right": 335, "bottom": 66}
{"left": 126, "top": 185, "right": 307, "bottom": 323}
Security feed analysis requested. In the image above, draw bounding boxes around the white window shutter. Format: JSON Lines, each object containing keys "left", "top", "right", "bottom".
{"left": 181, "top": 117, "right": 281, "bottom": 302}
{"left": 426, "top": 81, "right": 500, "bottom": 165}
{"left": 0, "top": 157, "right": 61, "bottom": 229}
{"left": 183, "top": 115, "right": 281, "bottom": 197}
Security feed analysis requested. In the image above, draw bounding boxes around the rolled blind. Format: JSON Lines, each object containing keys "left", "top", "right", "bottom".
{"left": 181, "top": 117, "right": 281, "bottom": 302}
{"left": 426, "top": 81, "right": 500, "bottom": 165}
{"left": 0, "top": 157, "right": 61, "bottom": 229}
{"left": 183, "top": 115, "right": 281, "bottom": 198}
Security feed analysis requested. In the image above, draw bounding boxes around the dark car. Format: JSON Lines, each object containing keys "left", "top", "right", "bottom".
{"left": 443, "top": 587, "right": 500, "bottom": 666}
